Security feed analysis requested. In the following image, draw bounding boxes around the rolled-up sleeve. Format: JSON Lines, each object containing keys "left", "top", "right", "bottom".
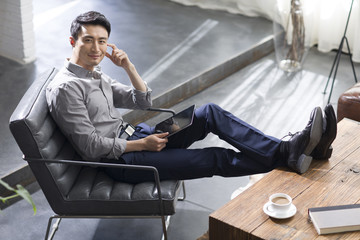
{"left": 132, "top": 81, "right": 152, "bottom": 109}
{"left": 111, "top": 78, "right": 152, "bottom": 109}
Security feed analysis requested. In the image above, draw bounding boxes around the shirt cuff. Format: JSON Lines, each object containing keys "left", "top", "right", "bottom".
{"left": 132, "top": 81, "right": 152, "bottom": 109}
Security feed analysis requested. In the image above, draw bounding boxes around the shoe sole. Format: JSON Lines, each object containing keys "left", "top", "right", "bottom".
{"left": 297, "top": 107, "right": 323, "bottom": 174}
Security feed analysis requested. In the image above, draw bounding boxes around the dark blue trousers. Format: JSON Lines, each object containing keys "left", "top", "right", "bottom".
{"left": 105, "top": 103, "right": 286, "bottom": 183}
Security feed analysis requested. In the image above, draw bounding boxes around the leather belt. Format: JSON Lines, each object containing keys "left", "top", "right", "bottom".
{"left": 119, "top": 124, "right": 136, "bottom": 139}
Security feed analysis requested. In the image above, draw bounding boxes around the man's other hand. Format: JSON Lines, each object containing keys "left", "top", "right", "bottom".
{"left": 124, "top": 132, "right": 169, "bottom": 153}
{"left": 142, "top": 133, "right": 169, "bottom": 152}
{"left": 106, "top": 43, "right": 132, "bottom": 70}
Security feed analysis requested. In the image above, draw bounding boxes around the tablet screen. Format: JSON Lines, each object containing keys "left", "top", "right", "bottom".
{"left": 155, "top": 105, "right": 195, "bottom": 137}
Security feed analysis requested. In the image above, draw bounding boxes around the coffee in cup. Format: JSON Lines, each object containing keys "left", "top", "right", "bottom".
{"left": 272, "top": 196, "right": 290, "bottom": 205}
{"left": 269, "top": 193, "right": 292, "bottom": 213}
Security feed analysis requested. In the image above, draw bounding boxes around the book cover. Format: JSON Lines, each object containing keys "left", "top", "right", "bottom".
{"left": 308, "top": 204, "right": 360, "bottom": 235}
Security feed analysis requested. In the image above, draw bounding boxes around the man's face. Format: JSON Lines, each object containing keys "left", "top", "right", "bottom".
{"left": 71, "top": 24, "right": 108, "bottom": 71}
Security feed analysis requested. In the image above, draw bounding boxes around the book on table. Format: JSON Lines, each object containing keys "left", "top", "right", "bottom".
{"left": 308, "top": 204, "right": 360, "bottom": 235}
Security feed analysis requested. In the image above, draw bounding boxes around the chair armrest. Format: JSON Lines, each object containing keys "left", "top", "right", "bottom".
{"left": 24, "top": 157, "right": 167, "bottom": 206}
{"left": 25, "top": 157, "right": 158, "bottom": 172}
{"left": 24, "top": 157, "right": 161, "bottom": 183}
{"left": 146, "top": 107, "right": 176, "bottom": 116}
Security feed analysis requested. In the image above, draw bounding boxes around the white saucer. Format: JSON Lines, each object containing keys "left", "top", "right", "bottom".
{"left": 263, "top": 201, "right": 297, "bottom": 219}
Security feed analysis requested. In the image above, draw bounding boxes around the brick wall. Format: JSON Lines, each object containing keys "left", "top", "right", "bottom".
{"left": 0, "top": 0, "right": 36, "bottom": 64}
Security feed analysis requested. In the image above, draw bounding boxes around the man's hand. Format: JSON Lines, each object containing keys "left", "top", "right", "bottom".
{"left": 106, "top": 43, "right": 131, "bottom": 70}
{"left": 142, "top": 133, "right": 169, "bottom": 152}
{"left": 124, "top": 132, "right": 169, "bottom": 153}
{"left": 106, "top": 43, "right": 147, "bottom": 92}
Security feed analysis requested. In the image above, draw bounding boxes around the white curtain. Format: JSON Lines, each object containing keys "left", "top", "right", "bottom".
{"left": 171, "top": 0, "right": 360, "bottom": 62}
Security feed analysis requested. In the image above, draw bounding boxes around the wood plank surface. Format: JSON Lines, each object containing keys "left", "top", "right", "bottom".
{"left": 209, "top": 118, "right": 360, "bottom": 240}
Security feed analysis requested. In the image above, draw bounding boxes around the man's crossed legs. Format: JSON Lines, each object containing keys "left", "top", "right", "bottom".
{"left": 105, "top": 103, "right": 337, "bottom": 183}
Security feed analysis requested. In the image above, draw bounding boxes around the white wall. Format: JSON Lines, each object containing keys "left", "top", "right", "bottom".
{"left": 0, "top": 0, "right": 36, "bottom": 64}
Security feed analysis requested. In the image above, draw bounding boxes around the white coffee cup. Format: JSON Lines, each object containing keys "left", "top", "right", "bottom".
{"left": 269, "top": 193, "right": 292, "bottom": 213}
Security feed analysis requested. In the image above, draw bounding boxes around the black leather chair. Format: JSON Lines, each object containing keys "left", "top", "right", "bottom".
{"left": 9, "top": 68, "right": 185, "bottom": 240}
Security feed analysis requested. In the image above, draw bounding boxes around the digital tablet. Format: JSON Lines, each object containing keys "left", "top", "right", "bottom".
{"left": 155, "top": 105, "right": 195, "bottom": 137}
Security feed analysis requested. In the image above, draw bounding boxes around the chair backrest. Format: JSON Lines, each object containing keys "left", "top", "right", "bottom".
{"left": 9, "top": 68, "right": 83, "bottom": 213}
{"left": 9, "top": 68, "right": 181, "bottom": 216}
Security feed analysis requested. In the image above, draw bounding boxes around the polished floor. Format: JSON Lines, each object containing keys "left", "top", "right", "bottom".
{"left": 0, "top": 0, "right": 273, "bottom": 177}
{"left": 1, "top": 0, "right": 360, "bottom": 239}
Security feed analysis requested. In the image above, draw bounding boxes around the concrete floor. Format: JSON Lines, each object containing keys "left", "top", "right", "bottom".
{"left": 1, "top": 0, "right": 360, "bottom": 239}
{"left": 1, "top": 0, "right": 273, "bottom": 178}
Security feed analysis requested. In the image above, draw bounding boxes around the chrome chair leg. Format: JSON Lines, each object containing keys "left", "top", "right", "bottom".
{"left": 161, "top": 215, "right": 171, "bottom": 240}
{"left": 178, "top": 181, "right": 186, "bottom": 201}
{"left": 45, "top": 216, "right": 61, "bottom": 240}
{"left": 160, "top": 181, "right": 186, "bottom": 240}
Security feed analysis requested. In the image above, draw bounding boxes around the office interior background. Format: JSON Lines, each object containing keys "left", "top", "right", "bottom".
{"left": 0, "top": 0, "right": 359, "bottom": 239}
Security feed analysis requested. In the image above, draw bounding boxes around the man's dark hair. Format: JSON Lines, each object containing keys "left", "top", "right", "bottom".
{"left": 70, "top": 11, "right": 111, "bottom": 40}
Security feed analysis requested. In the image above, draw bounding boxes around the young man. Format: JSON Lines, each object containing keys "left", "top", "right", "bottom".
{"left": 46, "top": 11, "right": 337, "bottom": 183}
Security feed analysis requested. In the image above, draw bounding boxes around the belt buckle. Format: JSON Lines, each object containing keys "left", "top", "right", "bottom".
{"left": 124, "top": 124, "right": 135, "bottom": 137}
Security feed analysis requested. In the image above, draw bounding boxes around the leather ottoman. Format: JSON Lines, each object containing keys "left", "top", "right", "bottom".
{"left": 338, "top": 83, "right": 360, "bottom": 122}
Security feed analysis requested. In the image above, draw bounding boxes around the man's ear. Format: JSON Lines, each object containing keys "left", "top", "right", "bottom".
{"left": 69, "top": 37, "right": 76, "bottom": 47}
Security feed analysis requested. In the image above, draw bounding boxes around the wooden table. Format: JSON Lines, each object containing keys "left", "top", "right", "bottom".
{"left": 209, "top": 118, "right": 360, "bottom": 239}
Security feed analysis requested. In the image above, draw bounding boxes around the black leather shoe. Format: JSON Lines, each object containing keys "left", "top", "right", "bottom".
{"left": 311, "top": 104, "right": 337, "bottom": 159}
{"left": 281, "top": 107, "right": 323, "bottom": 174}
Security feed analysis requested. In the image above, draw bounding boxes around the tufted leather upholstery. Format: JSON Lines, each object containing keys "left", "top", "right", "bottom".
{"left": 337, "top": 83, "right": 360, "bottom": 123}
{"left": 9, "top": 68, "right": 183, "bottom": 217}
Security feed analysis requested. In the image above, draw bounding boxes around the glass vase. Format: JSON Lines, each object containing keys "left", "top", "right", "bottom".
{"left": 273, "top": 0, "right": 313, "bottom": 72}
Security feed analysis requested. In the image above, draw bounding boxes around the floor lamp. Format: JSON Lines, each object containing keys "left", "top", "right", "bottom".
{"left": 323, "top": 0, "right": 358, "bottom": 104}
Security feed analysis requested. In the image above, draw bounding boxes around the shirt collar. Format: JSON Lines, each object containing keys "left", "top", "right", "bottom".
{"left": 65, "top": 60, "right": 102, "bottom": 79}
